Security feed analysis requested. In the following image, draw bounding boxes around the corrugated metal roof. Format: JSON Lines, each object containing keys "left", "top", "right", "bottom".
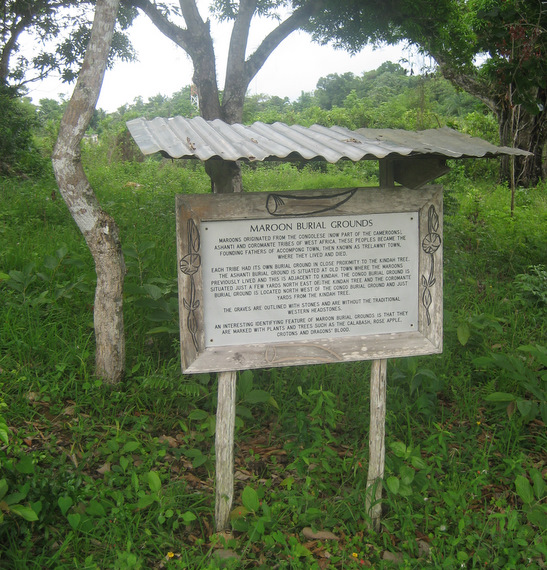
{"left": 126, "top": 116, "right": 530, "bottom": 163}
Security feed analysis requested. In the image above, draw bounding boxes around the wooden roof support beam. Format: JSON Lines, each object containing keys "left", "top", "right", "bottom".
{"left": 379, "top": 158, "right": 395, "bottom": 188}
{"left": 394, "top": 158, "right": 450, "bottom": 189}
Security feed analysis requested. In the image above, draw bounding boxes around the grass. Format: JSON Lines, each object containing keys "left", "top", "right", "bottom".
{"left": 0, "top": 158, "right": 546, "bottom": 568}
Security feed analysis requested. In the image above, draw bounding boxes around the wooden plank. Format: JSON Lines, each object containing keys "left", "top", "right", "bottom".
{"left": 368, "top": 161, "right": 390, "bottom": 532}
{"left": 177, "top": 186, "right": 440, "bottom": 220}
{"left": 214, "top": 370, "right": 237, "bottom": 531}
{"left": 366, "top": 359, "right": 387, "bottom": 531}
{"left": 184, "top": 332, "right": 439, "bottom": 373}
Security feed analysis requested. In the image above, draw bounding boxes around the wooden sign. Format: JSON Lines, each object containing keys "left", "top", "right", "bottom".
{"left": 176, "top": 186, "right": 442, "bottom": 373}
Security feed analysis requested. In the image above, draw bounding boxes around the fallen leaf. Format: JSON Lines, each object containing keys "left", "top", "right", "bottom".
{"left": 158, "top": 435, "right": 178, "bottom": 448}
{"left": 68, "top": 453, "right": 79, "bottom": 468}
{"left": 202, "top": 517, "right": 212, "bottom": 536}
{"left": 234, "top": 470, "right": 252, "bottom": 481}
{"left": 302, "top": 527, "right": 339, "bottom": 541}
{"left": 97, "top": 462, "right": 111, "bottom": 475}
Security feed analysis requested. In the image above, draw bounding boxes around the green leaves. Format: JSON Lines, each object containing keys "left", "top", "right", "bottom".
{"left": 386, "top": 476, "right": 400, "bottom": 495}
{"left": 0, "top": 478, "right": 39, "bottom": 522}
{"left": 0, "top": 416, "right": 9, "bottom": 447}
{"left": 514, "top": 470, "right": 547, "bottom": 529}
{"left": 147, "top": 471, "right": 162, "bottom": 493}
{"left": 457, "top": 323, "right": 470, "bottom": 346}
{"left": 58, "top": 495, "right": 73, "bottom": 517}
{"left": 237, "top": 370, "right": 279, "bottom": 419}
{"left": 123, "top": 242, "right": 179, "bottom": 335}
{"left": 478, "top": 345, "right": 547, "bottom": 423}
{"left": 242, "top": 486, "right": 260, "bottom": 513}
{"left": 67, "top": 513, "right": 81, "bottom": 530}
{"left": 515, "top": 475, "right": 534, "bottom": 505}
{"left": 385, "top": 441, "right": 430, "bottom": 499}
{"left": 8, "top": 504, "right": 39, "bottom": 522}
{"left": 15, "top": 456, "right": 35, "bottom": 474}
{"left": 135, "top": 472, "right": 163, "bottom": 510}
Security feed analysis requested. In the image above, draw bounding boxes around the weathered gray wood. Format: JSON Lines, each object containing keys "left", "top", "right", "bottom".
{"left": 176, "top": 207, "right": 205, "bottom": 371}
{"left": 366, "top": 358, "right": 387, "bottom": 531}
{"left": 184, "top": 332, "right": 439, "bottom": 373}
{"left": 177, "top": 186, "right": 440, "bottom": 220}
{"left": 418, "top": 197, "right": 443, "bottom": 349}
{"left": 215, "top": 370, "right": 237, "bottom": 531}
{"left": 176, "top": 186, "right": 443, "bottom": 374}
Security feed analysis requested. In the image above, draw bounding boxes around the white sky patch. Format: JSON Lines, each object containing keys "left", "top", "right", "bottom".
{"left": 24, "top": 8, "right": 414, "bottom": 113}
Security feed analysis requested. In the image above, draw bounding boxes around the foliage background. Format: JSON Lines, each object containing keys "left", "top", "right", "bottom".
{"left": 0, "top": 62, "right": 546, "bottom": 568}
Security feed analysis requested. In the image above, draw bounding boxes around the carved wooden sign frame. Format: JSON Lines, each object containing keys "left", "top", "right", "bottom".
{"left": 176, "top": 186, "right": 442, "bottom": 373}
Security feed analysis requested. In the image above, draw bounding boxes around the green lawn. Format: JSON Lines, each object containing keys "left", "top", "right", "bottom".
{"left": 1, "top": 160, "right": 545, "bottom": 568}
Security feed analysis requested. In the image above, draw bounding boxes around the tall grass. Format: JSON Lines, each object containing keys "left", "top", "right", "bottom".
{"left": 1, "top": 159, "right": 545, "bottom": 568}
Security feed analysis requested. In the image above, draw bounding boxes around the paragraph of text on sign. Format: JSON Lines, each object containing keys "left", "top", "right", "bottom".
{"left": 201, "top": 212, "right": 419, "bottom": 346}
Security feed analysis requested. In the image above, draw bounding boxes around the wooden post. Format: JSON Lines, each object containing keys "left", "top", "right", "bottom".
{"left": 215, "top": 370, "right": 237, "bottom": 531}
{"left": 379, "top": 158, "right": 395, "bottom": 188}
{"left": 366, "top": 359, "right": 387, "bottom": 531}
{"left": 365, "top": 160, "right": 392, "bottom": 531}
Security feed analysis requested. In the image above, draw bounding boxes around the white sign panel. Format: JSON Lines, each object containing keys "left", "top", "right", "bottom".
{"left": 201, "top": 212, "right": 418, "bottom": 346}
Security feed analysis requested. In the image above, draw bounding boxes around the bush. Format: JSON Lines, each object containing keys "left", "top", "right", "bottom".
{"left": 0, "top": 86, "right": 47, "bottom": 176}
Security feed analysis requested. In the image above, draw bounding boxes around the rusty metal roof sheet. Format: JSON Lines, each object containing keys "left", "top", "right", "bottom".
{"left": 126, "top": 116, "right": 530, "bottom": 163}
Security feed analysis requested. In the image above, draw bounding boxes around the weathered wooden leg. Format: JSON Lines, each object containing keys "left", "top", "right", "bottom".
{"left": 215, "top": 370, "right": 237, "bottom": 532}
{"left": 366, "top": 358, "right": 387, "bottom": 531}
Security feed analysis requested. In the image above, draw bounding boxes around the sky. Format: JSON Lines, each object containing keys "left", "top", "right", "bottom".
{"left": 25, "top": 7, "right": 412, "bottom": 114}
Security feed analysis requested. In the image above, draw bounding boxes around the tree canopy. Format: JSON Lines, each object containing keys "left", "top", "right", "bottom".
{"left": 126, "top": 0, "right": 466, "bottom": 190}
{"left": 309, "top": 0, "right": 546, "bottom": 185}
{"left": 6, "top": 0, "right": 544, "bottom": 184}
{"left": 0, "top": 0, "right": 137, "bottom": 88}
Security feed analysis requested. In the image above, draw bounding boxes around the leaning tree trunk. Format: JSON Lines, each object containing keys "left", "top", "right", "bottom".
{"left": 52, "top": 0, "right": 125, "bottom": 384}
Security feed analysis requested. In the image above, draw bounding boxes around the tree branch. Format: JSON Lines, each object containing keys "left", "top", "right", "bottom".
{"left": 433, "top": 52, "right": 499, "bottom": 114}
{"left": 179, "top": 0, "right": 206, "bottom": 30}
{"left": 129, "top": 0, "right": 191, "bottom": 51}
{"left": 244, "top": 2, "right": 322, "bottom": 85}
{"left": 220, "top": 0, "right": 257, "bottom": 120}
{"left": 129, "top": 0, "right": 220, "bottom": 118}
{"left": 226, "top": 0, "right": 257, "bottom": 77}
{"left": 0, "top": 12, "right": 34, "bottom": 84}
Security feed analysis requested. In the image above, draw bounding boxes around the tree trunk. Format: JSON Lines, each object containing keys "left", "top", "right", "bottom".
{"left": 204, "top": 160, "right": 243, "bottom": 194}
{"left": 131, "top": 0, "right": 322, "bottom": 194}
{"left": 52, "top": 0, "right": 125, "bottom": 384}
{"left": 498, "top": 99, "right": 547, "bottom": 187}
{"left": 436, "top": 57, "right": 545, "bottom": 188}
